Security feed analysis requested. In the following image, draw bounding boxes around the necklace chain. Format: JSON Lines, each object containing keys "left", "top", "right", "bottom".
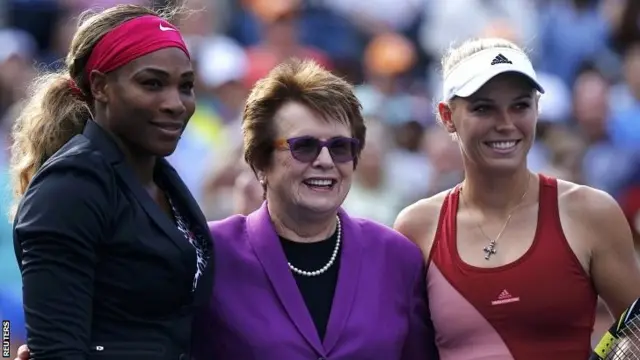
{"left": 460, "top": 176, "right": 531, "bottom": 260}
{"left": 288, "top": 216, "right": 341, "bottom": 277}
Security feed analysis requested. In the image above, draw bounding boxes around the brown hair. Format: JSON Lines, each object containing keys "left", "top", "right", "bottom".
{"left": 242, "top": 58, "right": 366, "bottom": 173}
{"left": 9, "top": 4, "right": 184, "bottom": 219}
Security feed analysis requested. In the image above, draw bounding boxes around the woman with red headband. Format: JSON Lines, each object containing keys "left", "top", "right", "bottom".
{"left": 9, "top": 5, "right": 212, "bottom": 359}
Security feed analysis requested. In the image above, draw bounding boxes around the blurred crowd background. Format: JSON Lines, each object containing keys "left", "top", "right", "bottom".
{"left": 1, "top": 0, "right": 640, "bottom": 351}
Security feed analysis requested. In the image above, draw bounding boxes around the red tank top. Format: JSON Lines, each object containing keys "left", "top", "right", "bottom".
{"left": 427, "top": 174, "right": 597, "bottom": 360}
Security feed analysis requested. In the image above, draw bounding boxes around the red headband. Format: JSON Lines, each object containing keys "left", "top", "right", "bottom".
{"left": 84, "top": 15, "right": 190, "bottom": 82}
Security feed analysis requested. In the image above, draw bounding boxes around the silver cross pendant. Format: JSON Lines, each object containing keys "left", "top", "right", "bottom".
{"left": 483, "top": 241, "right": 497, "bottom": 260}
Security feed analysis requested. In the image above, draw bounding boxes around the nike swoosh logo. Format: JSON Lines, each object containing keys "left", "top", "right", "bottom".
{"left": 159, "top": 23, "right": 176, "bottom": 32}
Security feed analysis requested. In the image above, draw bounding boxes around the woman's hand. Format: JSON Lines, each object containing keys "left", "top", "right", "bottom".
{"left": 15, "top": 344, "right": 29, "bottom": 360}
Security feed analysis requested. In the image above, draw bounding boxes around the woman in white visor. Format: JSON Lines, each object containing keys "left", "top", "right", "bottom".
{"left": 394, "top": 37, "right": 640, "bottom": 359}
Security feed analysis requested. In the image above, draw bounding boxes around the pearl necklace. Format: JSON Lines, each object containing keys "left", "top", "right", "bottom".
{"left": 287, "top": 216, "right": 341, "bottom": 277}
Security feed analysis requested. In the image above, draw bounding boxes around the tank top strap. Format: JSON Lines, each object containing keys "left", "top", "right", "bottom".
{"left": 536, "top": 174, "right": 563, "bottom": 235}
{"left": 430, "top": 185, "right": 461, "bottom": 266}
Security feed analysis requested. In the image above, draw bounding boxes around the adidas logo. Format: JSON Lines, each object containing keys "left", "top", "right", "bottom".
{"left": 491, "top": 289, "right": 520, "bottom": 305}
{"left": 491, "top": 54, "right": 513, "bottom": 65}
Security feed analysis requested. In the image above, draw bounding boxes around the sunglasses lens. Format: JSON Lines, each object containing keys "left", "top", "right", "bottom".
{"left": 329, "top": 138, "right": 357, "bottom": 163}
{"left": 290, "top": 137, "right": 321, "bottom": 162}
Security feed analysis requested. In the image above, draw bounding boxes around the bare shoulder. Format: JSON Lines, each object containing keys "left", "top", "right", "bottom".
{"left": 557, "top": 179, "right": 630, "bottom": 247}
{"left": 394, "top": 189, "right": 449, "bottom": 241}
{"left": 557, "top": 179, "right": 625, "bottom": 222}
{"left": 393, "top": 189, "right": 451, "bottom": 255}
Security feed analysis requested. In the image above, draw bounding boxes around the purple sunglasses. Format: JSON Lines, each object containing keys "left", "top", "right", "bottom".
{"left": 275, "top": 136, "right": 360, "bottom": 163}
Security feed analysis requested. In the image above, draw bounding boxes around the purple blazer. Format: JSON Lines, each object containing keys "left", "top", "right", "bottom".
{"left": 192, "top": 202, "right": 438, "bottom": 360}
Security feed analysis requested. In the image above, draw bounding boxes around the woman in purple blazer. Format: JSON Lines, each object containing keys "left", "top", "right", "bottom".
{"left": 191, "top": 59, "right": 438, "bottom": 360}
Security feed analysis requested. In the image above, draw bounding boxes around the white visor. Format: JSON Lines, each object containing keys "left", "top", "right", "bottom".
{"left": 442, "top": 47, "right": 545, "bottom": 101}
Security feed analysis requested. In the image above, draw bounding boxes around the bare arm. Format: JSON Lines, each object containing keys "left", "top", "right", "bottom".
{"left": 580, "top": 187, "right": 640, "bottom": 318}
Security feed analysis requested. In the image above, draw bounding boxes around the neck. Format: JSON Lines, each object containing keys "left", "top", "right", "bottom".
{"left": 128, "top": 153, "right": 157, "bottom": 187}
{"left": 461, "top": 164, "right": 533, "bottom": 216}
{"left": 93, "top": 116, "right": 156, "bottom": 186}
{"left": 267, "top": 200, "right": 337, "bottom": 243}
{"left": 115, "top": 141, "right": 156, "bottom": 186}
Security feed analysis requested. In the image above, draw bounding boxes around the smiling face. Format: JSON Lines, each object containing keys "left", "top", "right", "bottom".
{"left": 92, "top": 47, "right": 196, "bottom": 157}
{"left": 261, "top": 101, "right": 355, "bottom": 216}
{"left": 438, "top": 73, "right": 539, "bottom": 173}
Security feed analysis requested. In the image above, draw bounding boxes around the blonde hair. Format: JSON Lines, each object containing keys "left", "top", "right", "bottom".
{"left": 9, "top": 4, "right": 183, "bottom": 219}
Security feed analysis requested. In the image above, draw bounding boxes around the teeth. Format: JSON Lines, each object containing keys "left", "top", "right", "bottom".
{"left": 305, "top": 179, "right": 333, "bottom": 186}
{"left": 489, "top": 141, "right": 517, "bottom": 149}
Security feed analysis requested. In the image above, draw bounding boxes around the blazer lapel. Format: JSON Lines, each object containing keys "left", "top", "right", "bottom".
{"left": 82, "top": 121, "right": 187, "bottom": 252}
{"left": 246, "top": 202, "right": 324, "bottom": 354}
{"left": 323, "top": 208, "right": 363, "bottom": 352}
{"left": 157, "top": 159, "right": 214, "bottom": 305}
{"left": 112, "top": 162, "right": 187, "bottom": 249}
{"left": 155, "top": 159, "right": 206, "bottom": 229}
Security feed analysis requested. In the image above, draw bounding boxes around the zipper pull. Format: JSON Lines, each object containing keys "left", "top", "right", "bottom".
{"left": 94, "top": 346, "right": 104, "bottom": 351}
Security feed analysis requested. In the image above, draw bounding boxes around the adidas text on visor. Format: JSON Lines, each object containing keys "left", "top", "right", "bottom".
{"left": 442, "top": 47, "right": 545, "bottom": 101}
